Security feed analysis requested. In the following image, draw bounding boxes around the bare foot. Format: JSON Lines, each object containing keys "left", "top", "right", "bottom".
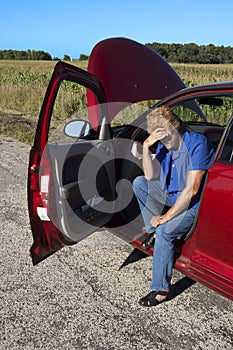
{"left": 155, "top": 291, "right": 169, "bottom": 303}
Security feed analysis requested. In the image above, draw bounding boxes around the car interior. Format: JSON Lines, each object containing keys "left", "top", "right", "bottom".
{"left": 103, "top": 95, "right": 231, "bottom": 242}
{"left": 45, "top": 86, "right": 232, "bottom": 245}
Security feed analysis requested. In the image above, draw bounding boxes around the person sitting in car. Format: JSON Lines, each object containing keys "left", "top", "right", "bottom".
{"left": 133, "top": 106, "right": 215, "bottom": 307}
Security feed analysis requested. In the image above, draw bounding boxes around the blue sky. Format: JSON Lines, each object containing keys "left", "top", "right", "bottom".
{"left": 1, "top": 0, "right": 233, "bottom": 59}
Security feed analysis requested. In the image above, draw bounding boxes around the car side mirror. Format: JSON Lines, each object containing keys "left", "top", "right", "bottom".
{"left": 64, "top": 120, "right": 91, "bottom": 138}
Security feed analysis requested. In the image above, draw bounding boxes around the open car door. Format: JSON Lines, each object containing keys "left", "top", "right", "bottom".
{"left": 28, "top": 61, "right": 117, "bottom": 264}
{"left": 28, "top": 37, "right": 186, "bottom": 265}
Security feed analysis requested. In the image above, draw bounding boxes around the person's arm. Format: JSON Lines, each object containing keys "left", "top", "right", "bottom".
{"left": 150, "top": 169, "right": 206, "bottom": 227}
{"left": 143, "top": 128, "right": 168, "bottom": 180}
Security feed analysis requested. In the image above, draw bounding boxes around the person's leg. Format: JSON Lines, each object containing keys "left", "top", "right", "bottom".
{"left": 132, "top": 176, "right": 167, "bottom": 233}
{"left": 138, "top": 207, "right": 197, "bottom": 306}
{"left": 150, "top": 207, "right": 197, "bottom": 292}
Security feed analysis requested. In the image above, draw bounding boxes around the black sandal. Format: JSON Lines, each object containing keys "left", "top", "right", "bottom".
{"left": 138, "top": 290, "right": 169, "bottom": 307}
{"left": 141, "top": 233, "right": 155, "bottom": 249}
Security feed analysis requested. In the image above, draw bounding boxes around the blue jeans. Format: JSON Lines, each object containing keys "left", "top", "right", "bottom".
{"left": 133, "top": 175, "right": 197, "bottom": 291}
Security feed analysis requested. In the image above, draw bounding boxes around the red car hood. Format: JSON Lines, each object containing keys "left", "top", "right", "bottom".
{"left": 87, "top": 37, "right": 186, "bottom": 126}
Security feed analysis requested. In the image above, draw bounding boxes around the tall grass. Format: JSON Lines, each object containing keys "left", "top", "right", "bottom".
{"left": 173, "top": 63, "right": 233, "bottom": 86}
{"left": 0, "top": 60, "right": 232, "bottom": 144}
{"left": 0, "top": 60, "right": 88, "bottom": 143}
{"left": 0, "top": 60, "right": 88, "bottom": 116}
{"left": 1, "top": 60, "right": 232, "bottom": 114}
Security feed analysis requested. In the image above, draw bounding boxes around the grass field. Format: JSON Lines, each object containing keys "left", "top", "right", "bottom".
{"left": 0, "top": 60, "right": 232, "bottom": 144}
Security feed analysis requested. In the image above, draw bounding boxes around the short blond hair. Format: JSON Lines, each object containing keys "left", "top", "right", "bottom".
{"left": 147, "top": 106, "right": 184, "bottom": 135}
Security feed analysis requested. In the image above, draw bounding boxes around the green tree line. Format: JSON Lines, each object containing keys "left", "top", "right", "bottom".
{"left": 0, "top": 49, "right": 88, "bottom": 61}
{"left": 1, "top": 43, "right": 233, "bottom": 63}
{"left": 0, "top": 49, "right": 52, "bottom": 60}
{"left": 146, "top": 42, "right": 233, "bottom": 64}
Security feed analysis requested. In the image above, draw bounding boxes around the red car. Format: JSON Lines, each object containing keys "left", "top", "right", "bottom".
{"left": 28, "top": 37, "right": 233, "bottom": 300}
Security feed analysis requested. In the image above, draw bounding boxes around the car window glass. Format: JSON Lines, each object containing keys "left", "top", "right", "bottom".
{"left": 199, "top": 95, "right": 233, "bottom": 126}
{"left": 111, "top": 100, "right": 158, "bottom": 127}
{"left": 48, "top": 80, "right": 99, "bottom": 144}
{"left": 219, "top": 122, "right": 233, "bottom": 163}
{"left": 172, "top": 95, "right": 233, "bottom": 126}
{"left": 172, "top": 103, "right": 201, "bottom": 123}
{"left": 171, "top": 95, "right": 233, "bottom": 152}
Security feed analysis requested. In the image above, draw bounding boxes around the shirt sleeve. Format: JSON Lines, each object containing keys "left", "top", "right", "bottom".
{"left": 189, "top": 134, "right": 215, "bottom": 171}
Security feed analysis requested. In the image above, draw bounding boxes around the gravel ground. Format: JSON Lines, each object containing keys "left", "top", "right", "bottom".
{"left": 0, "top": 136, "right": 232, "bottom": 350}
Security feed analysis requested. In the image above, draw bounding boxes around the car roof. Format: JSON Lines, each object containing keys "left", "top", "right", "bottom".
{"left": 157, "top": 80, "right": 233, "bottom": 105}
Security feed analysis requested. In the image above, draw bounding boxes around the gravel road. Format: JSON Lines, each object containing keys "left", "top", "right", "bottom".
{"left": 0, "top": 136, "right": 232, "bottom": 350}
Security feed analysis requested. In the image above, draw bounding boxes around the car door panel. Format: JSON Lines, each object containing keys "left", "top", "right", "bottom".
{"left": 28, "top": 61, "right": 117, "bottom": 264}
{"left": 174, "top": 116, "right": 233, "bottom": 299}
{"left": 189, "top": 121, "right": 233, "bottom": 283}
{"left": 185, "top": 164, "right": 233, "bottom": 297}
{"left": 45, "top": 139, "right": 116, "bottom": 242}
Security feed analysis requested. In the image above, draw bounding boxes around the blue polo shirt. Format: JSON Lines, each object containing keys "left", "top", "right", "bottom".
{"left": 155, "top": 129, "right": 215, "bottom": 208}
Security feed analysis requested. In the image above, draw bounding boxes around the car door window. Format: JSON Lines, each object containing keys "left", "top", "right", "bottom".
{"left": 172, "top": 95, "right": 233, "bottom": 126}
{"left": 219, "top": 121, "right": 233, "bottom": 163}
{"left": 48, "top": 80, "right": 97, "bottom": 144}
{"left": 171, "top": 95, "right": 233, "bottom": 152}
{"left": 110, "top": 100, "right": 158, "bottom": 127}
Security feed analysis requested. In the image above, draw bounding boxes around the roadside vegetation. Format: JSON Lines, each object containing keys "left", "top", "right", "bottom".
{"left": 0, "top": 59, "right": 232, "bottom": 145}
{"left": 146, "top": 42, "right": 233, "bottom": 64}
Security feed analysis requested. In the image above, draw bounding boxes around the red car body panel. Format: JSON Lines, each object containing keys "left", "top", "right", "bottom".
{"left": 87, "top": 37, "right": 186, "bottom": 126}
{"left": 174, "top": 161, "right": 233, "bottom": 299}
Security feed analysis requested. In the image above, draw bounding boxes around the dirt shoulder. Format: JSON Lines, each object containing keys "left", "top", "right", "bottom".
{"left": 0, "top": 108, "right": 37, "bottom": 145}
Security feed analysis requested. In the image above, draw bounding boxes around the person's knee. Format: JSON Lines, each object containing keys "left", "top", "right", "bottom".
{"left": 132, "top": 175, "right": 146, "bottom": 195}
{"left": 156, "top": 226, "right": 174, "bottom": 244}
